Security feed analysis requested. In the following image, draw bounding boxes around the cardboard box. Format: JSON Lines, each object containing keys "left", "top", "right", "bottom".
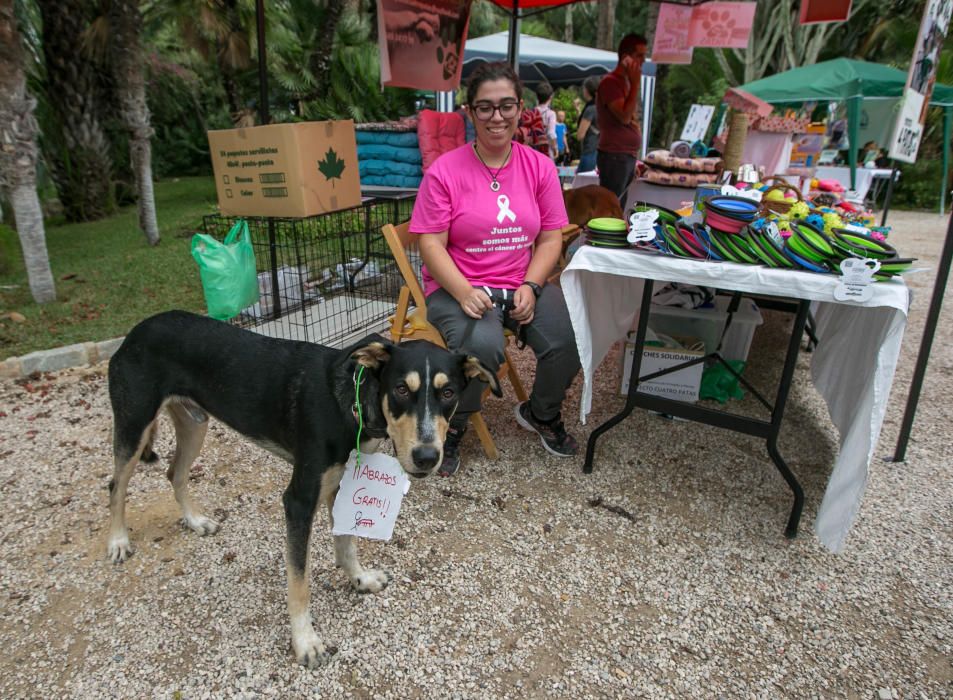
{"left": 208, "top": 121, "right": 361, "bottom": 218}
{"left": 620, "top": 339, "right": 704, "bottom": 402}
{"left": 789, "top": 122, "right": 827, "bottom": 168}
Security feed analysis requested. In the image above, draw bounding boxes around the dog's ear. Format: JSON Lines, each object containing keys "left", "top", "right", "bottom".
{"left": 461, "top": 355, "right": 502, "bottom": 397}
{"left": 351, "top": 340, "right": 392, "bottom": 370}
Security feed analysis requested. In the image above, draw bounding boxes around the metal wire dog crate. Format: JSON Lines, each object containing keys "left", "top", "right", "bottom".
{"left": 202, "top": 193, "right": 416, "bottom": 347}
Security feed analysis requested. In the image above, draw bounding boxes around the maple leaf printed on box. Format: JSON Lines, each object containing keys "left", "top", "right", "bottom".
{"left": 318, "top": 147, "right": 346, "bottom": 187}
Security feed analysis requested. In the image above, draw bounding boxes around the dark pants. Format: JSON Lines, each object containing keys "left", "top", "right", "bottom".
{"left": 597, "top": 150, "right": 637, "bottom": 211}
{"left": 578, "top": 151, "right": 597, "bottom": 173}
{"left": 426, "top": 286, "right": 581, "bottom": 423}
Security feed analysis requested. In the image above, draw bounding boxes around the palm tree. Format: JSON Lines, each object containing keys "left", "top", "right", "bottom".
{"left": 713, "top": 0, "right": 879, "bottom": 86}
{"left": 148, "top": 0, "right": 258, "bottom": 121}
{"left": 597, "top": 0, "right": 615, "bottom": 50}
{"left": 109, "top": 0, "right": 160, "bottom": 245}
{"left": 36, "top": 0, "right": 115, "bottom": 222}
{"left": 0, "top": 0, "right": 56, "bottom": 303}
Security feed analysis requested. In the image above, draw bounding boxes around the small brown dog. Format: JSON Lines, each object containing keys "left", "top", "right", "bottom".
{"left": 563, "top": 185, "right": 624, "bottom": 228}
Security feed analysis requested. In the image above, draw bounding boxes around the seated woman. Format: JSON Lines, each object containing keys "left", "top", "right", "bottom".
{"left": 409, "top": 61, "right": 581, "bottom": 476}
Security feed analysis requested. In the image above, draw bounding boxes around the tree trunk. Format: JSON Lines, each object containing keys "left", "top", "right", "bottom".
{"left": 597, "top": 0, "right": 616, "bottom": 51}
{"left": 644, "top": 2, "right": 660, "bottom": 52}
{"left": 37, "top": 0, "right": 115, "bottom": 223}
{"left": 310, "top": 0, "right": 348, "bottom": 98}
{"left": 0, "top": 0, "right": 56, "bottom": 303}
{"left": 111, "top": 0, "right": 159, "bottom": 246}
{"left": 564, "top": 4, "right": 573, "bottom": 44}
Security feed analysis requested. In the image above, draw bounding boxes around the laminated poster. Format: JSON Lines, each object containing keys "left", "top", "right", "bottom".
{"left": 888, "top": 0, "right": 953, "bottom": 162}
{"left": 652, "top": 3, "right": 693, "bottom": 65}
{"left": 687, "top": 1, "right": 756, "bottom": 49}
{"left": 377, "top": 0, "right": 473, "bottom": 91}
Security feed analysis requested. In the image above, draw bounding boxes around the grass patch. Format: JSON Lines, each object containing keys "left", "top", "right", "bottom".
{"left": 0, "top": 176, "right": 218, "bottom": 360}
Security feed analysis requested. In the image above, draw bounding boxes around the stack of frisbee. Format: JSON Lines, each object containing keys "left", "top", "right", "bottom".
{"left": 702, "top": 196, "right": 760, "bottom": 234}
{"left": 584, "top": 217, "right": 629, "bottom": 248}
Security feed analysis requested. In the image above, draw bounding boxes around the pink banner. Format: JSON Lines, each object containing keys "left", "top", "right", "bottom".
{"left": 652, "top": 3, "right": 693, "bottom": 65}
{"left": 688, "top": 1, "right": 756, "bottom": 49}
{"left": 377, "top": 0, "right": 472, "bottom": 90}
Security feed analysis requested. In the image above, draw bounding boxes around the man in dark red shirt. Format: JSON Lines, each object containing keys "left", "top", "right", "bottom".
{"left": 596, "top": 34, "right": 648, "bottom": 210}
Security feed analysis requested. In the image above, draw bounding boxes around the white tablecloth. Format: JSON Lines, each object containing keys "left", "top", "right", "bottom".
{"left": 813, "top": 166, "right": 895, "bottom": 202}
{"left": 571, "top": 170, "right": 599, "bottom": 189}
{"left": 562, "top": 246, "right": 910, "bottom": 552}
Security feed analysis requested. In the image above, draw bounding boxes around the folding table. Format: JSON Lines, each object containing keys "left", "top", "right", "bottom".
{"left": 561, "top": 246, "right": 910, "bottom": 552}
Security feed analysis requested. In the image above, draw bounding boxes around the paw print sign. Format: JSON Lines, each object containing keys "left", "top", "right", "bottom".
{"left": 435, "top": 18, "right": 464, "bottom": 81}
{"left": 687, "top": 2, "right": 757, "bottom": 49}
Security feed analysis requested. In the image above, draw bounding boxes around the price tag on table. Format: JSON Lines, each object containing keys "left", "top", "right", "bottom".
{"left": 764, "top": 221, "right": 784, "bottom": 247}
{"left": 834, "top": 257, "right": 880, "bottom": 303}
{"left": 628, "top": 209, "right": 659, "bottom": 244}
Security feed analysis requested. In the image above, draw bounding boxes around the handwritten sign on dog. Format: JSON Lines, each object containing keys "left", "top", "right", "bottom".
{"left": 332, "top": 451, "right": 410, "bottom": 541}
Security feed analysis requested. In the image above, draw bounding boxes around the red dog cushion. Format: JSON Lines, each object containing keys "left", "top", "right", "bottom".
{"left": 417, "top": 110, "right": 465, "bottom": 172}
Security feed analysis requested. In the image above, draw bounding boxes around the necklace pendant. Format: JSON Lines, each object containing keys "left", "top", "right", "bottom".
{"left": 490, "top": 180, "right": 500, "bottom": 192}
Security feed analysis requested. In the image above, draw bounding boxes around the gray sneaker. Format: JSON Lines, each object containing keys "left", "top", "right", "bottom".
{"left": 515, "top": 402, "right": 578, "bottom": 457}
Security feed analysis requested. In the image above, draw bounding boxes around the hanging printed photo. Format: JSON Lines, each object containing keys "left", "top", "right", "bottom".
{"left": 888, "top": 0, "right": 953, "bottom": 162}
{"left": 377, "top": 0, "right": 473, "bottom": 90}
{"left": 687, "top": 1, "right": 756, "bottom": 49}
{"left": 652, "top": 3, "right": 694, "bottom": 64}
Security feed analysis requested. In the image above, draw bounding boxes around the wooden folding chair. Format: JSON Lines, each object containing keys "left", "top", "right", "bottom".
{"left": 380, "top": 221, "right": 529, "bottom": 460}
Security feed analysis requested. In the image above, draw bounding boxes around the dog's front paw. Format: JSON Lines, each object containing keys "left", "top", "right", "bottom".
{"left": 352, "top": 569, "right": 392, "bottom": 594}
{"left": 107, "top": 534, "right": 134, "bottom": 563}
{"left": 293, "top": 631, "right": 338, "bottom": 668}
{"left": 183, "top": 515, "right": 220, "bottom": 536}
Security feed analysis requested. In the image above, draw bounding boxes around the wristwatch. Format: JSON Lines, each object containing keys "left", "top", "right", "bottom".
{"left": 521, "top": 281, "right": 543, "bottom": 299}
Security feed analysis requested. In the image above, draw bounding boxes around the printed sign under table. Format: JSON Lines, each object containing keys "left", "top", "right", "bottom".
{"left": 561, "top": 246, "right": 910, "bottom": 552}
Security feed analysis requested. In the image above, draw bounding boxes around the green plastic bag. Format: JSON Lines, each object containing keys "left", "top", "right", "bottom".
{"left": 191, "top": 220, "right": 259, "bottom": 320}
{"left": 700, "top": 360, "right": 746, "bottom": 404}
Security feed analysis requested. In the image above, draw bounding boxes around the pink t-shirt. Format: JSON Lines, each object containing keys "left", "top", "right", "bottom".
{"left": 409, "top": 142, "right": 569, "bottom": 296}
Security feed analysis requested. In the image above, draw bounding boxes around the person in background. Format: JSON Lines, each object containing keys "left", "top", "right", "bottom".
{"left": 596, "top": 34, "right": 648, "bottom": 209}
{"left": 555, "top": 110, "right": 569, "bottom": 165}
{"left": 860, "top": 140, "right": 886, "bottom": 168}
{"left": 408, "top": 61, "right": 581, "bottom": 477}
{"left": 576, "top": 75, "right": 601, "bottom": 173}
{"left": 535, "top": 82, "right": 558, "bottom": 159}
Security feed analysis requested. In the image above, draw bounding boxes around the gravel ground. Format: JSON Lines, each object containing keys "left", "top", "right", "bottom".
{"left": 1, "top": 209, "right": 951, "bottom": 699}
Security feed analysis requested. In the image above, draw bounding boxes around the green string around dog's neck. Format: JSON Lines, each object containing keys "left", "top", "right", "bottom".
{"left": 353, "top": 365, "right": 365, "bottom": 474}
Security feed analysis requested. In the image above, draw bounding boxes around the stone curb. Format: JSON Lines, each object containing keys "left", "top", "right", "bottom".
{"left": 0, "top": 337, "right": 125, "bottom": 380}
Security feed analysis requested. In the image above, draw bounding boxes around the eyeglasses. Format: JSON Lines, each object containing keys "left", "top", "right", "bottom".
{"left": 470, "top": 101, "right": 520, "bottom": 121}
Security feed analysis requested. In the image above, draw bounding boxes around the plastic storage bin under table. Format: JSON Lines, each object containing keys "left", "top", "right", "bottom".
{"left": 647, "top": 295, "right": 764, "bottom": 362}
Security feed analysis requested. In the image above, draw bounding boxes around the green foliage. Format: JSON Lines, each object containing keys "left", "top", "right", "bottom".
{"left": 301, "top": 13, "right": 417, "bottom": 123}
{"left": 147, "top": 55, "right": 228, "bottom": 177}
{"left": 0, "top": 177, "right": 218, "bottom": 359}
{"left": 552, "top": 87, "right": 582, "bottom": 154}
{"left": 892, "top": 158, "right": 946, "bottom": 210}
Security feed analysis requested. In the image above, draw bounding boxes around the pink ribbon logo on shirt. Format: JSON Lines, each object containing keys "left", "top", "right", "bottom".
{"left": 496, "top": 195, "right": 516, "bottom": 224}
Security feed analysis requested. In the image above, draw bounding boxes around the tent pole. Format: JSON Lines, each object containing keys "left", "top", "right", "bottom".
{"left": 891, "top": 208, "right": 953, "bottom": 462}
{"left": 942, "top": 105, "right": 951, "bottom": 216}
{"left": 847, "top": 95, "right": 860, "bottom": 192}
{"left": 880, "top": 162, "right": 898, "bottom": 226}
{"left": 507, "top": 0, "right": 521, "bottom": 68}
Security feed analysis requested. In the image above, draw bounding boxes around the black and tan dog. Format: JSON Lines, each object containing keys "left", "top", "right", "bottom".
{"left": 106, "top": 310, "right": 499, "bottom": 666}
